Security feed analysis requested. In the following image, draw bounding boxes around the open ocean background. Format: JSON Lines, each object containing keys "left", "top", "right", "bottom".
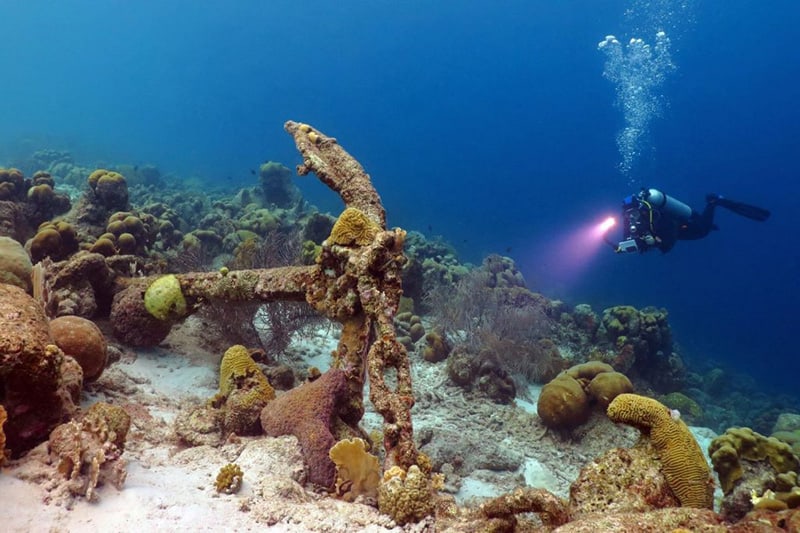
{"left": 1, "top": 1, "right": 797, "bottom": 393}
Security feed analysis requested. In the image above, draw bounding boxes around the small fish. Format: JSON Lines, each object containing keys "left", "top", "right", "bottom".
{"left": 427, "top": 224, "right": 432, "bottom": 233}
{"left": 250, "top": 169, "right": 256, "bottom": 176}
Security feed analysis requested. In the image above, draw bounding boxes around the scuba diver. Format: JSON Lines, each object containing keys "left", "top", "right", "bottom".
{"left": 608, "top": 188, "right": 771, "bottom": 254}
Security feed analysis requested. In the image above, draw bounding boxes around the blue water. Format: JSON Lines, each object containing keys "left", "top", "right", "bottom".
{"left": 2, "top": 1, "right": 798, "bottom": 392}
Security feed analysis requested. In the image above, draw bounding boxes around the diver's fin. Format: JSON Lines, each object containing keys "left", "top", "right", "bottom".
{"left": 707, "top": 194, "right": 771, "bottom": 221}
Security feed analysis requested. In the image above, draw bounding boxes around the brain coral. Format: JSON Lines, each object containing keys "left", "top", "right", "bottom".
{"left": 50, "top": 315, "right": 108, "bottom": 382}
{"left": 328, "top": 207, "right": 380, "bottom": 246}
{"left": 0, "top": 236, "right": 33, "bottom": 292}
{"left": 216, "top": 344, "right": 275, "bottom": 435}
{"left": 607, "top": 393, "right": 714, "bottom": 509}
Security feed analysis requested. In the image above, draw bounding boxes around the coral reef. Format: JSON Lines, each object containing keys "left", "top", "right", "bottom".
{"left": 607, "top": 393, "right": 715, "bottom": 509}
{"left": 49, "top": 315, "right": 108, "bottom": 382}
{"left": 48, "top": 401, "right": 130, "bottom": 501}
{"left": 110, "top": 122, "right": 423, "bottom": 496}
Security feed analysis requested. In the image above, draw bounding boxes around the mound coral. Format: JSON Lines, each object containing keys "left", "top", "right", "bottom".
{"left": 537, "top": 373, "right": 590, "bottom": 429}
{"left": 259, "top": 160, "right": 300, "bottom": 208}
{"left": 0, "top": 236, "right": 33, "bottom": 292}
{"left": 607, "top": 393, "right": 714, "bottom": 509}
{"left": 537, "top": 362, "right": 632, "bottom": 429}
{"left": 50, "top": 315, "right": 108, "bottom": 382}
{"left": 88, "top": 169, "right": 129, "bottom": 211}
{"left": 0, "top": 167, "right": 25, "bottom": 200}
{"left": 28, "top": 220, "right": 79, "bottom": 263}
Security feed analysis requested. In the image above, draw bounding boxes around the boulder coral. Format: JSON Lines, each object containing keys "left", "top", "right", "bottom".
{"left": 0, "top": 236, "right": 33, "bottom": 292}
{"left": 378, "top": 465, "right": 442, "bottom": 525}
{"left": 49, "top": 315, "right": 108, "bottom": 382}
{"left": 28, "top": 220, "right": 79, "bottom": 263}
{"left": 607, "top": 393, "right": 715, "bottom": 509}
{"left": 0, "top": 283, "right": 79, "bottom": 455}
{"left": 537, "top": 362, "right": 632, "bottom": 429}
{"left": 88, "top": 169, "right": 129, "bottom": 211}
{"left": 259, "top": 160, "right": 300, "bottom": 208}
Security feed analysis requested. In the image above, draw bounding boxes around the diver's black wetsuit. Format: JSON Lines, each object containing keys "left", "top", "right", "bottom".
{"left": 615, "top": 190, "right": 770, "bottom": 254}
{"left": 653, "top": 200, "right": 717, "bottom": 252}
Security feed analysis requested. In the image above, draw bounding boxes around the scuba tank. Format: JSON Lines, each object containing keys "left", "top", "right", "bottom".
{"left": 642, "top": 188, "right": 692, "bottom": 221}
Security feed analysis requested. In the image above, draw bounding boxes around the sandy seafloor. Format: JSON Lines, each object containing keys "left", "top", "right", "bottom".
{"left": 0, "top": 317, "right": 720, "bottom": 532}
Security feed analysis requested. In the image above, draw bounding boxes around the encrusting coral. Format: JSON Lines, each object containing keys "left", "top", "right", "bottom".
{"left": 607, "top": 393, "right": 715, "bottom": 509}
{"left": 378, "top": 465, "right": 443, "bottom": 525}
